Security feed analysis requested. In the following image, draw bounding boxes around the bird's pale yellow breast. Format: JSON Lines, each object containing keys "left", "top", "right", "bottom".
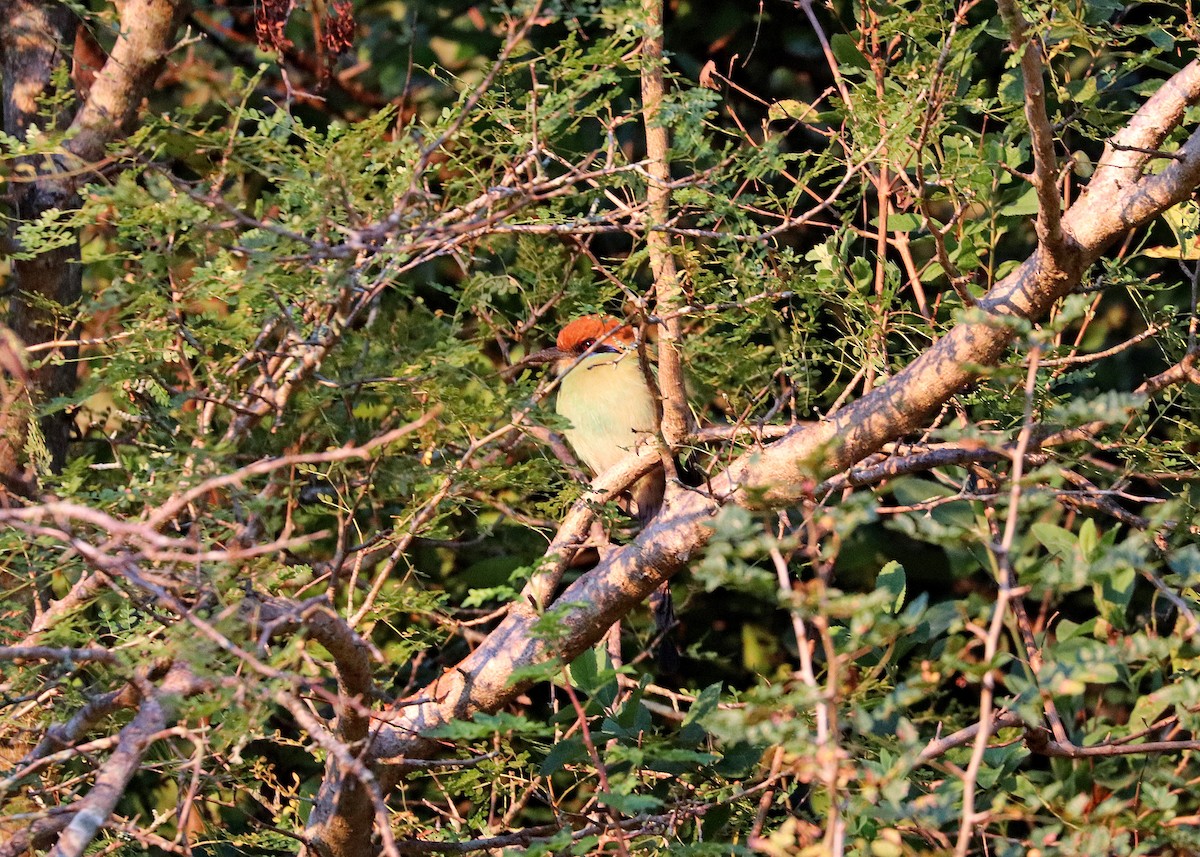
{"left": 556, "top": 352, "right": 657, "bottom": 476}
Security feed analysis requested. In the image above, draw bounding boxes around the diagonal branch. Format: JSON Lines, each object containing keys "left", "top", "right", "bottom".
{"left": 1091, "top": 59, "right": 1200, "bottom": 188}
{"left": 64, "top": 0, "right": 188, "bottom": 166}
{"left": 45, "top": 662, "right": 207, "bottom": 857}
{"left": 252, "top": 595, "right": 381, "bottom": 743}
{"left": 149, "top": 406, "right": 442, "bottom": 530}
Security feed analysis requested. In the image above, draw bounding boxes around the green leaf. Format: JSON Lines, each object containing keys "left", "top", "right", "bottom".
{"left": 830, "top": 33, "right": 870, "bottom": 70}
{"left": 1032, "top": 523, "right": 1077, "bottom": 558}
{"left": 885, "top": 213, "right": 924, "bottom": 232}
{"left": 540, "top": 736, "right": 586, "bottom": 775}
{"left": 876, "top": 561, "right": 906, "bottom": 613}
{"left": 680, "top": 682, "right": 722, "bottom": 744}
{"left": 767, "top": 99, "right": 816, "bottom": 122}
{"left": 1078, "top": 519, "right": 1098, "bottom": 561}
{"left": 597, "top": 790, "right": 662, "bottom": 814}
{"left": 1002, "top": 185, "right": 1040, "bottom": 216}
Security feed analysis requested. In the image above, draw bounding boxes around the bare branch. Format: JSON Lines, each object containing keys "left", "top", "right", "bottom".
{"left": 45, "top": 663, "right": 206, "bottom": 857}
{"left": 1027, "top": 731, "right": 1200, "bottom": 758}
{"left": 997, "top": 0, "right": 1064, "bottom": 252}
{"left": 917, "top": 711, "right": 1025, "bottom": 766}
{"left": 639, "top": 0, "right": 693, "bottom": 451}
{"left": 3, "top": 726, "right": 201, "bottom": 801}
{"left": 0, "top": 646, "right": 116, "bottom": 664}
{"left": 1091, "top": 59, "right": 1200, "bottom": 188}
{"left": 149, "top": 406, "right": 442, "bottom": 530}
{"left": 12, "top": 685, "right": 138, "bottom": 778}
{"left": 1034, "top": 322, "right": 1164, "bottom": 366}
{"left": 278, "top": 689, "right": 403, "bottom": 857}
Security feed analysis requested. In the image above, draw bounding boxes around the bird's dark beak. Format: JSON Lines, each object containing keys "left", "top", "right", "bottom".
{"left": 500, "top": 346, "right": 566, "bottom": 379}
{"left": 524, "top": 346, "right": 566, "bottom": 365}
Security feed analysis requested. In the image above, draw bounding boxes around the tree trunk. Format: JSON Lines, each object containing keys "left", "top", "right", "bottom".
{"left": 0, "top": 1, "right": 82, "bottom": 492}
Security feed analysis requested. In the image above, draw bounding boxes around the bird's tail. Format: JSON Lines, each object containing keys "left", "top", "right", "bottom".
{"left": 649, "top": 581, "right": 679, "bottom": 674}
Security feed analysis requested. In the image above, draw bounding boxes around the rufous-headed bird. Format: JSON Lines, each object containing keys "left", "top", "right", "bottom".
{"left": 546, "top": 315, "right": 678, "bottom": 669}
{"left": 551, "top": 315, "right": 665, "bottom": 522}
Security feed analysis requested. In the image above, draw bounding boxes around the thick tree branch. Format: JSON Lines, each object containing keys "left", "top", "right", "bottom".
{"left": 252, "top": 595, "right": 380, "bottom": 743}
{"left": 1091, "top": 60, "right": 1200, "bottom": 189}
{"left": 523, "top": 442, "right": 662, "bottom": 609}
{"left": 0, "top": 645, "right": 116, "bottom": 664}
{"left": 308, "top": 49, "right": 1200, "bottom": 857}
{"left": 63, "top": 0, "right": 188, "bottom": 166}
{"left": 46, "top": 662, "right": 206, "bottom": 857}
{"left": 278, "top": 689, "right": 402, "bottom": 857}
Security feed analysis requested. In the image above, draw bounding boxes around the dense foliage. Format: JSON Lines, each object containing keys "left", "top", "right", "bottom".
{"left": 3, "top": 0, "right": 1200, "bottom": 854}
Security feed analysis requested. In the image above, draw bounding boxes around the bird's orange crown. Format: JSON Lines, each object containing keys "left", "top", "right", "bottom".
{"left": 556, "top": 315, "right": 636, "bottom": 354}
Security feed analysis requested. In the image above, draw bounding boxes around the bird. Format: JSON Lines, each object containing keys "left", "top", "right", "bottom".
{"left": 551, "top": 315, "right": 664, "bottom": 522}
{"left": 547, "top": 315, "right": 678, "bottom": 669}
